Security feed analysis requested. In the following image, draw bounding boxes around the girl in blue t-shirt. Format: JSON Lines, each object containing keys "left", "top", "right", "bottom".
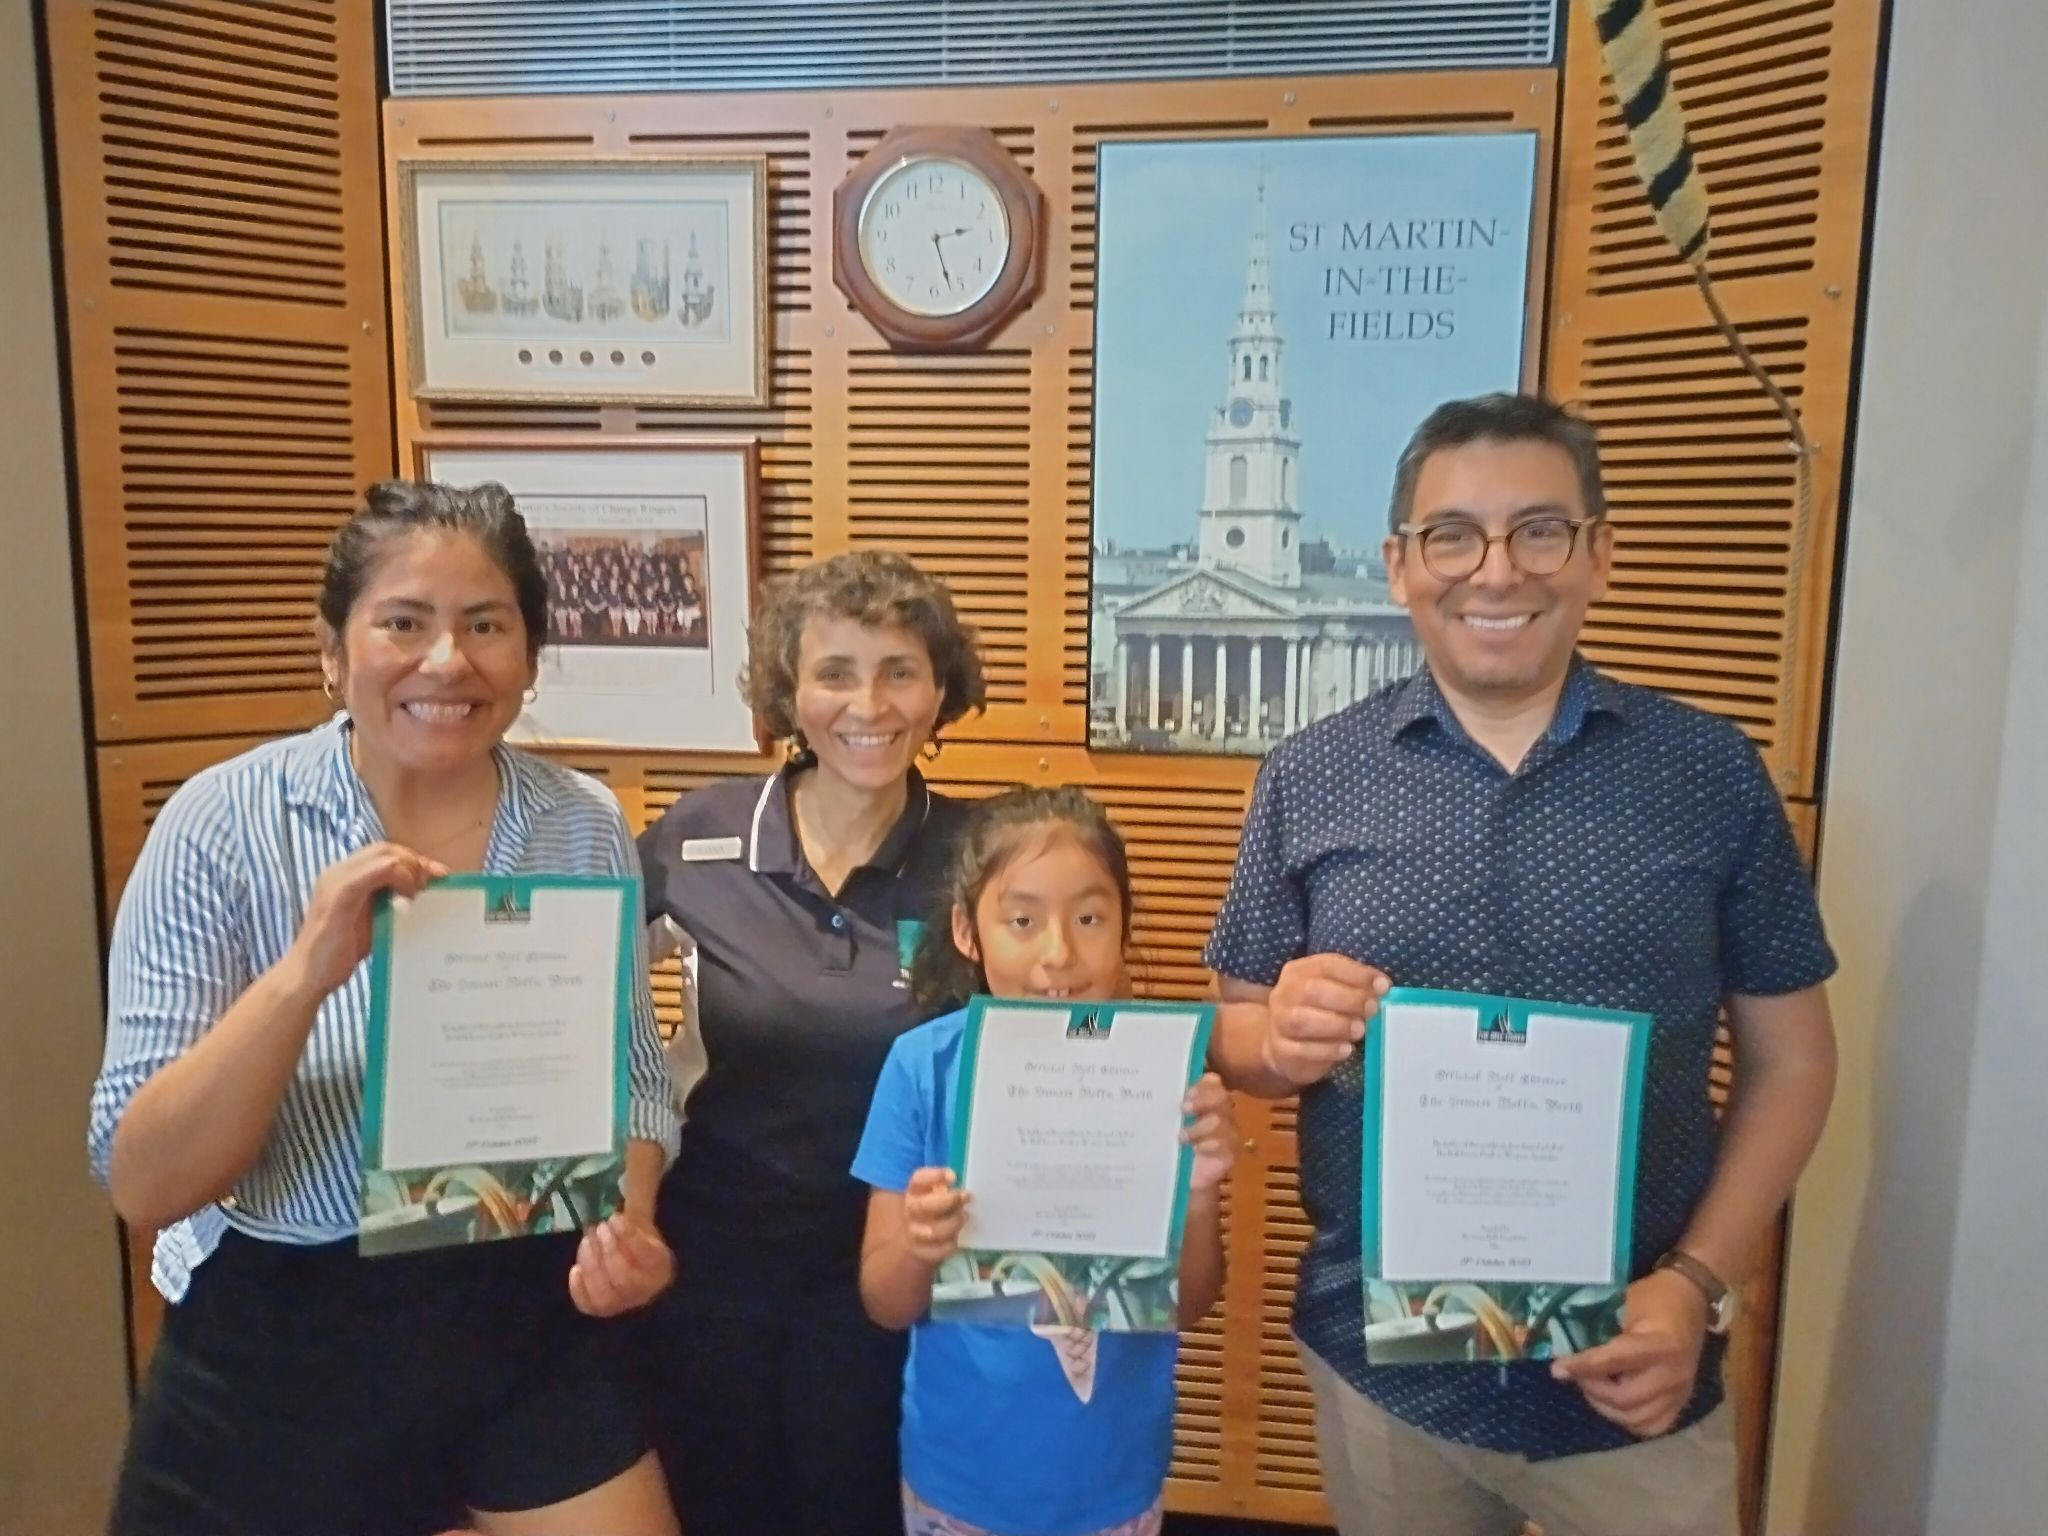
{"left": 852, "top": 785, "right": 1236, "bottom": 1536}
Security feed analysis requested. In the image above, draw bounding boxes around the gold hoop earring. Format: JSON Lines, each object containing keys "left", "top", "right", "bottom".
{"left": 922, "top": 737, "right": 943, "bottom": 763}
{"left": 524, "top": 686, "right": 539, "bottom": 705}
{"left": 321, "top": 676, "right": 339, "bottom": 704}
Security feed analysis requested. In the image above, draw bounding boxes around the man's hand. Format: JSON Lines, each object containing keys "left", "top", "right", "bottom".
{"left": 1258, "top": 954, "right": 1390, "bottom": 1089}
{"left": 1548, "top": 1268, "right": 1711, "bottom": 1437}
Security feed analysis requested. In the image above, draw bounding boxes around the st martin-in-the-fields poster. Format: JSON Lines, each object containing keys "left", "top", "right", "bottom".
{"left": 1088, "top": 133, "right": 1538, "bottom": 756}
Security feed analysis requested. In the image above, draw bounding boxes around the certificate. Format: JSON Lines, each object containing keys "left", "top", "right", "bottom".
{"left": 1360, "top": 988, "right": 1650, "bottom": 1365}
{"left": 358, "top": 875, "right": 633, "bottom": 1256}
{"left": 936, "top": 997, "right": 1213, "bottom": 1333}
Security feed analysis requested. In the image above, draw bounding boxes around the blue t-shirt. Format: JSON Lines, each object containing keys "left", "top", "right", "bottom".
{"left": 852, "top": 1007, "right": 1180, "bottom": 1536}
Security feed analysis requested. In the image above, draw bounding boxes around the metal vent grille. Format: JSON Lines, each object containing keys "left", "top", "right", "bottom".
{"left": 387, "top": 1, "right": 1559, "bottom": 97}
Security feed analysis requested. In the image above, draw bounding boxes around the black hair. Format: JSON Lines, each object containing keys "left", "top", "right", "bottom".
{"left": 1387, "top": 393, "right": 1607, "bottom": 534}
{"left": 910, "top": 785, "right": 1133, "bottom": 1014}
{"left": 319, "top": 480, "right": 550, "bottom": 663}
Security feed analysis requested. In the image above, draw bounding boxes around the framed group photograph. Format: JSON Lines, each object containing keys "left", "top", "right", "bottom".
{"left": 1086, "top": 131, "right": 1541, "bottom": 757}
{"left": 414, "top": 436, "right": 763, "bottom": 754}
{"left": 398, "top": 156, "right": 770, "bottom": 407}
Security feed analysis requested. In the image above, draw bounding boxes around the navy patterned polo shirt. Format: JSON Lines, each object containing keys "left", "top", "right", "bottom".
{"left": 1205, "top": 657, "right": 1836, "bottom": 1459}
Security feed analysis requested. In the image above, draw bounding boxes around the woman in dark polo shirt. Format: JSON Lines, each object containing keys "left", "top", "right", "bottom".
{"left": 636, "top": 550, "right": 986, "bottom": 1536}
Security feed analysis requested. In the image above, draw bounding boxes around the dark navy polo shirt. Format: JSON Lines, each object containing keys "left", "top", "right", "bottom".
{"left": 1204, "top": 658, "right": 1836, "bottom": 1459}
{"left": 638, "top": 766, "right": 966, "bottom": 1294}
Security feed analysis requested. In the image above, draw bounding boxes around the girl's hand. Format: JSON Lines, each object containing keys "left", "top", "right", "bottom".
{"left": 284, "top": 843, "right": 447, "bottom": 1000}
{"left": 569, "top": 1211, "right": 676, "bottom": 1317}
{"left": 1183, "top": 1073, "right": 1237, "bottom": 1193}
{"left": 902, "top": 1166, "right": 969, "bottom": 1266}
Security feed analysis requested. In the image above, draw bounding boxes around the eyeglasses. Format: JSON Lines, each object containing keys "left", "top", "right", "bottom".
{"left": 1395, "top": 516, "right": 1592, "bottom": 581}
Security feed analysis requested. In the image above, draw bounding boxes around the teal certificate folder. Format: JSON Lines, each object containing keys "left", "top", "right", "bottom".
{"left": 1360, "top": 987, "right": 1650, "bottom": 1365}
{"left": 940, "top": 996, "right": 1214, "bottom": 1333}
{"left": 359, "top": 874, "right": 633, "bottom": 1256}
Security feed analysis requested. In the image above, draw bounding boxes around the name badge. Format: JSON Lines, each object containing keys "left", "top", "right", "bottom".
{"left": 681, "top": 836, "right": 743, "bottom": 863}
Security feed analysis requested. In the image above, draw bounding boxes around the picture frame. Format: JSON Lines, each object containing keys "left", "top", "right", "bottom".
{"left": 1086, "top": 132, "right": 1542, "bottom": 757}
{"left": 398, "top": 156, "right": 771, "bottom": 407}
{"left": 414, "top": 435, "right": 765, "bottom": 754}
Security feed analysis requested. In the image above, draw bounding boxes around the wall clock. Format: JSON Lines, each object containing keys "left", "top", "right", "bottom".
{"left": 832, "top": 125, "right": 1045, "bottom": 351}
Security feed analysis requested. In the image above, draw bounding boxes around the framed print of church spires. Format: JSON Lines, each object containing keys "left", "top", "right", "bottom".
{"left": 1085, "top": 133, "right": 1540, "bottom": 757}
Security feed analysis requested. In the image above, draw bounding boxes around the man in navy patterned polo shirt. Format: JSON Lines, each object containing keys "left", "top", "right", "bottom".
{"left": 1207, "top": 394, "right": 1837, "bottom": 1536}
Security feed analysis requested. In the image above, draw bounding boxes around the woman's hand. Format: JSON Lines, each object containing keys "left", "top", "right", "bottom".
{"left": 1183, "top": 1073, "right": 1238, "bottom": 1193}
{"left": 569, "top": 1211, "right": 677, "bottom": 1317}
{"left": 902, "top": 1166, "right": 969, "bottom": 1267}
{"left": 284, "top": 842, "right": 446, "bottom": 1000}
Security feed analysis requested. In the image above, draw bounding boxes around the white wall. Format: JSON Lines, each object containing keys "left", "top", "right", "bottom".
{"left": 0, "top": 0, "right": 133, "bottom": 1526}
{"left": 1768, "top": 2, "right": 2048, "bottom": 1532}
{"left": 1920, "top": 318, "right": 2048, "bottom": 1534}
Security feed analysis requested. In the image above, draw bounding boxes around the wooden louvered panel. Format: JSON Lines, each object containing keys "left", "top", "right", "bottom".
{"left": 1584, "top": 2, "right": 1841, "bottom": 299}
{"left": 1576, "top": 316, "right": 1813, "bottom": 739}
{"left": 50, "top": 1, "right": 391, "bottom": 743}
{"left": 1250, "top": 1102, "right": 1331, "bottom": 1520}
{"left": 1550, "top": 0, "right": 1880, "bottom": 797}
{"left": 90, "top": 2, "right": 351, "bottom": 308}
{"left": 845, "top": 349, "right": 1037, "bottom": 705}
{"left": 95, "top": 734, "right": 272, "bottom": 1379}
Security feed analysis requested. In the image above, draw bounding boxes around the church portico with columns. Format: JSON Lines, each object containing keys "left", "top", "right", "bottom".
{"left": 1106, "top": 568, "right": 1419, "bottom": 748}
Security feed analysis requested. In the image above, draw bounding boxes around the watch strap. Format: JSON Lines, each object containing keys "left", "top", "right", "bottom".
{"left": 1655, "top": 1248, "right": 1735, "bottom": 1332}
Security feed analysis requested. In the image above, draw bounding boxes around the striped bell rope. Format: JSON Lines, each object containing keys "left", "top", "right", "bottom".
{"left": 1586, "top": 0, "right": 1816, "bottom": 787}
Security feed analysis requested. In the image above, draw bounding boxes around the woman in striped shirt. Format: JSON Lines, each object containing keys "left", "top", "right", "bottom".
{"left": 88, "top": 482, "right": 684, "bottom": 1536}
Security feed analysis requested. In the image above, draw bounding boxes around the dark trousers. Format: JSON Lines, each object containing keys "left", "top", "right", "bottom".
{"left": 639, "top": 1278, "right": 908, "bottom": 1536}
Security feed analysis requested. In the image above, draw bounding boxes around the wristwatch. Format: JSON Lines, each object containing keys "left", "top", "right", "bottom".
{"left": 1654, "top": 1249, "right": 1739, "bottom": 1335}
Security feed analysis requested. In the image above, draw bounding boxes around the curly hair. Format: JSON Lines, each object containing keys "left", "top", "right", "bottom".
{"left": 744, "top": 550, "right": 987, "bottom": 746}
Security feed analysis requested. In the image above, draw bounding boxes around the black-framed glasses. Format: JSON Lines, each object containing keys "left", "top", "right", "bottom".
{"left": 1395, "top": 517, "right": 1591, "bottom": 581}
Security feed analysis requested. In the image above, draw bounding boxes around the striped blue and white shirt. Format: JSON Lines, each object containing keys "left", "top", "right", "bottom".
{"left": 88, "top": 716, "right": 682, "bottom": 1303}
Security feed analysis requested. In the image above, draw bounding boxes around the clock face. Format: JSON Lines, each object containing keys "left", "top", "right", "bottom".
{"left": 857, "top": 155, "right": 1010, "bottom": 318}
{"left": 1228, "top": 398, "right": 1255, "bottom": 428}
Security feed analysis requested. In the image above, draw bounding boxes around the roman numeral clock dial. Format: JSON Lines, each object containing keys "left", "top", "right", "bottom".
{"left": 833, "top": 126, "right": 1044, "bottom": 352}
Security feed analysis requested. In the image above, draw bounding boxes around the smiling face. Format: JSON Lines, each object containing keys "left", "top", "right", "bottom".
{"left": 323, "top": 529, "right": 537, "bottom": 781}
{"left": 954, "top": 828, "right": 1129, "bottom": 1002}
{"left": 1384, "top": 436, "right": 1614, "bottom": 706}
{"left": 791, "top": 614, "right": 945, "bottom": 795}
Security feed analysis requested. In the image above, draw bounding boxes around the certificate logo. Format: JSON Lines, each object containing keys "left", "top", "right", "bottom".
{"left": 1477, "top": 1008, "right": 1524, "bottom": 1046}
{"left": 1065, "top": 1007, "right": 1112, "bottom": 1040}
{"left": 484, "top": 889, "right": 532, "bottom": 925}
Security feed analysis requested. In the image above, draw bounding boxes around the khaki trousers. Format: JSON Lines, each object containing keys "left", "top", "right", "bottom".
{"left": 1300, "top": 1343, "right": 1739, "bottom": 1536}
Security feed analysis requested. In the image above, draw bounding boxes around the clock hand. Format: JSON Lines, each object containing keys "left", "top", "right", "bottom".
{"left": 930, "top": 233, "right": 953, "bottom": 285}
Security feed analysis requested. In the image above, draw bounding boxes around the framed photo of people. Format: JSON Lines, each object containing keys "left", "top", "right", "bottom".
{"left": 397, "top": 156, "right": 770, "bottom": 407}
{"left": 1086, "top": 132, "right": 1541, "bottom": 757}
{"left": 414, "top": 436, "right": 764, "bottom": 754}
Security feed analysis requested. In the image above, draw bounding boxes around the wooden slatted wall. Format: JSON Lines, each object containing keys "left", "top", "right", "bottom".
{"left": 43, "top": 0, "right": 392, "bottom": 1376}
{"left": 48, "top": 9, "right": 1883, "bottom": 1531}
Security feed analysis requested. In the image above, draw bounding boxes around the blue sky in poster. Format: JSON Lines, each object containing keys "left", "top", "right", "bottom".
{"left": 1091, "top": 133, "right": 1538, "bottom": 555}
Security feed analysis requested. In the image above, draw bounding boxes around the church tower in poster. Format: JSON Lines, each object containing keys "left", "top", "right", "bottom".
{"left": 1196, "top": 178, "right": 1304, "bottom": 590}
